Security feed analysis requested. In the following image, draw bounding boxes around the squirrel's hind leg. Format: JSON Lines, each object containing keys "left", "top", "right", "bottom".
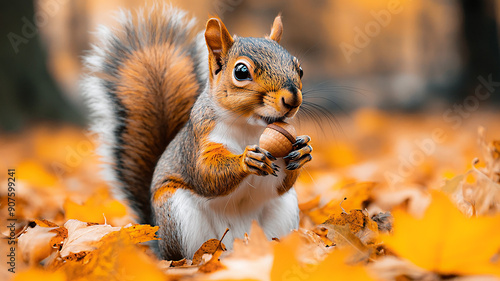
{"left": 152, "top": 182, "right": 188, "bottom": 261}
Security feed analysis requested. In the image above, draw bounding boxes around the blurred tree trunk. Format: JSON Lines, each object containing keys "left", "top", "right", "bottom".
{"left": 458, "top": 0, "right": 500, "bottom": 103}
{"left": 0, "top": 1, "right": 84, "bottom": 132}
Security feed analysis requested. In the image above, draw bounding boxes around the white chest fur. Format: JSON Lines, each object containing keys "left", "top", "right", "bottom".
{"left": 169, "top": 119, "right": 299, "bottom": 258}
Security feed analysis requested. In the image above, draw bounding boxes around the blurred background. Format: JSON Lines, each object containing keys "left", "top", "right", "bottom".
{"left": 1, "top": 0, "right": 500, "bottom": 131}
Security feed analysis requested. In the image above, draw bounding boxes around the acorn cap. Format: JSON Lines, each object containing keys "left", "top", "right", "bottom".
{"left": 259, "top": 121, "right": 297, "bottom": 158}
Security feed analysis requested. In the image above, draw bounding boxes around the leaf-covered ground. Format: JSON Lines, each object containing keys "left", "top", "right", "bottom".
{"left": 1, "top": 108, "right": 500, "bottom": 281}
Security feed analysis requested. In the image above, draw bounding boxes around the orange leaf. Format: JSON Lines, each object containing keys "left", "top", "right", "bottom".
{"left": 63, "top": 188, "right": 127, "bottom": 224}
{"left": 383, "top": 191, "right": 500, "bottom": 277}
{"left": 13, "top": 268, "right": 66, "bottom": 281}
{"left": 271, "top": 232, "right": 374, "bottom": 281}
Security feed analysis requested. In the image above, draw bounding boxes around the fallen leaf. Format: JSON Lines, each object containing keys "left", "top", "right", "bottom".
{"left": 322, "top": 224, "right": 373, "bottom": 263}
{"left": 298, "top": 195, "right": 321, "bottom": 211}
{"left": 305, "top": 182, "right": 376, "bottom": 224}
{"left": 13, "top": 268, "right": 66, "bottom": 281}
{"left": 193, "top": 239, "right": 225, "bottom": 266}
{"left": 271, "top": 232, "right": 375, "bottom": 281}
{"left": 198, "top": 247, "right": 226, "bottom": 273}
{"left": 383, "top": 191, "right": 500, "bottom": 277}
{"left": 323, "top": 209, "right": 379, "bottom": 244}
{"left": 196, "top": 229, "right": 228, "bottom": 273}
{"left": 58, "top": 219, "right": 121, "bottom": 259}
{"left": 170, "top": 258, "right": 188, "bottom": 267}
{"left": 103, "top": 224, "right": 159, "bottom": 244}
{"left": 63, "top": 188, "right": 127, "bottom": 224}
{"left": 18, "top": 224, "right": 58, "bottom": 265}
{"left": 208, "top": 222, "right": 273, "bottom": 281}
{"left": 61, "top": 230, "right": 166, "bottom": 281}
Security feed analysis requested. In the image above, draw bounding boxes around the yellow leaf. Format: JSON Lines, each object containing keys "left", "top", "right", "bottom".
{"left": 383, "top": 191, "right": 500, "bottom": 277}
{"left": 13, "top": 268, "right": 66, "bottom": 281}
{"left": 102, "top": 224, "right": 160, "bottom": 244}
{"left": 63, "top": 188, "right": 127, "bottom": 223}
{"left": 271, "top": 232, "right": 374, "bottom": 281}
{"left": 17, "top": 161, "right": 57, "bottom": 187}
{"left": 306, "top": 182, "right": 375, "bottom": 224}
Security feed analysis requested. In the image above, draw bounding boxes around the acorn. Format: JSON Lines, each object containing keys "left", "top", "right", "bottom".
{"left": 259, "top": 121, "right": 297, "bottom": 158}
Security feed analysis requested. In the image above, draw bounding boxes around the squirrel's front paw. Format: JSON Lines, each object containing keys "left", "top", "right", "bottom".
{"left": 242, "top": 145, "right": 279, "bottom": 177}
{"left": 284, "top": 135, "right": 313, "bottom": 170}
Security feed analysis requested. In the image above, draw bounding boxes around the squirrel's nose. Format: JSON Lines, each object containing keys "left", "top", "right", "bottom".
{"left": 279, "top": 88, "right": 302, "bottom": 110}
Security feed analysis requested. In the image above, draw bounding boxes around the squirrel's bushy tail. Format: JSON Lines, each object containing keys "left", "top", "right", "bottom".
{"left": 82, "top": 5, "right": 208, "bottom": 224}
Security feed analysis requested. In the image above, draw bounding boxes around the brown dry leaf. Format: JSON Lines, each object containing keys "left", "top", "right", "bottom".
{"left": 103, "top": 224, "right": 159, "bottom": 244}
{"left": 198, "top": 247, "right": 226, "bottom": 273}
{"left": 193, "top": 239, "right": 225, "bottom": 266}
{"left": 323, "top": 209, "right": 379, "bottom": 244}
{"left": 190, "top": 228, "right": 228, "bottom": 273}
{"left": 171, "top": 258, "right": 188, "bottom": 267}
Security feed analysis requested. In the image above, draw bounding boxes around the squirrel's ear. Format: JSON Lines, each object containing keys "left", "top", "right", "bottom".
{"left": 267, "top": 15, "right": 283, "bottom": 43}
{"left": 205, "top": 18, "right": 234, "bottom": 75}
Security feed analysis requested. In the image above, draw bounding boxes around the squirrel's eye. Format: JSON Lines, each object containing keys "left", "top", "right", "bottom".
{"left": 234, "top": 63, "right": 251, "bottom": 81}
{"left": 298, "top": 66, "right": 303, "bottom": 78}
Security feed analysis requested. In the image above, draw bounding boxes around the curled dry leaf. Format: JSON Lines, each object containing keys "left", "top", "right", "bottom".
{"left": 192, "top": 239, "right": 226, "bottom": 266}
{"left": 58, "top": 219, "right": 121, "bottom": 259}
{"left": 18, "top": 224, "right": 58, "bottom": 265}
{"left": 171, "top": 258, "right": 188, "bottom": 267}
{"left": 197, "top": 248, "right": 226, "bottom": 273}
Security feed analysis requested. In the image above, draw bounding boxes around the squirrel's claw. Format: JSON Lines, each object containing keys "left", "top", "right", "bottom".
{"left": 243, "top": 145, "right": 277, "bottom": 176}
{"left": 286, "top": 154, "right": 312, "bottom": 170}
{"left": 284, "top": 144, "right": 312, "bottom": 161}
{"left": 285, "top": 135, "right": 313, "bottom": 170}
{"left": 292, "top": 135, "right": 311, "bottom": 148}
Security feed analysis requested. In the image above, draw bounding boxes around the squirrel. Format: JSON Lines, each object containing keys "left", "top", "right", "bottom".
{"left": 82, "top": 5, "right": 312, "bottom": 260}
